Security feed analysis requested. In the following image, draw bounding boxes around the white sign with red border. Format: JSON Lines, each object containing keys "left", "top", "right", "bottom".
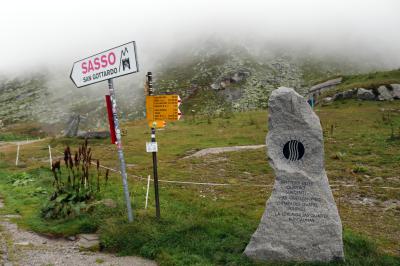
{"left": 70, "top": 41, "right": 139, "bottom": 88}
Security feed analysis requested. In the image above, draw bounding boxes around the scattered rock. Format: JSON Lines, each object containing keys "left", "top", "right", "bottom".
{"left": 382, "top": 199, "right": 400, "bottom": 211}
{"left": 67, "top": 236, "right": 77, "bottom": 241}
{"left": 390, "top": 84, "right": 400, "bottom": 99}
{"left": 377, "top": 86, "right": 393, "bottom": 101}
{"left": 333, "top": 89, "right": 355, "bottom": 101}
{"left": 357, "top": 88, "right": 375, "bottom": 100}
{"left": 77, "top": 234, "right": 100, "bottom": 252}
{"left": 15, "top": 241, "right": 31, "bottom": 246}
{"left": 324, "top": 84, "right": 400, "bottom": 103}
{"left": 77, "top": 131, "right": 110, "bottom": 139}
{"left": 343, "top": 89, "right": 357, "bottom": 99}
{"left": 322, "top": 97, "right": 333, "bottom": 103}
{"left": 361, "top": 197, "right": 379, "bottom": 206}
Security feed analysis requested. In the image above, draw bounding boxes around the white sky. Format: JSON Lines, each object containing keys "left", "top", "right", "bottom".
{"left": 1, "top": 0, "right": 400, "bottom": 74}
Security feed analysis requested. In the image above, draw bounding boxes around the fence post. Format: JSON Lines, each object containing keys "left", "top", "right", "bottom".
{"left": 48, "top": 145, "right": 52, "bottom": 169}
{"left": 145, "top": 175, "right": 151, "bottom": 209}
{"left": 15, "top": 144, "right": 20, "bottom": 166}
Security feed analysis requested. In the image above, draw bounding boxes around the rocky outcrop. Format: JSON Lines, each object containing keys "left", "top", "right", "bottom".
{"left": 64, "top": 115, "right": 81, "bottom": 137}
{"left": 310, "top": 77, "right": 343, "bottom": 94}
{"left": 333, "top": 89, "right": 357, "bottom": 101}
{"left": 324, "top": 84, "right": 400, "bottom": 103}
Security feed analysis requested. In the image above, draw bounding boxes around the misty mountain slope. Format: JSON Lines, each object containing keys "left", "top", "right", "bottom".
{"left": 0, "top": 40, "right": 394, "bottom": 129}
{"left": 153, "top": 40, "right": 373, "bottom": 115}
{"left": 0, "top": 73, "right": 144, "bottom": 132}
{"left": 0, "top": 75, "right": 50, "bottom": 125}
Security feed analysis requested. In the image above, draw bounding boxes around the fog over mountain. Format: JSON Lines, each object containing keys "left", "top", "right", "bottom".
{"left": 1, "top": 0, "right": 400, "bottom": 130}
{"left": 1, "top": 0, "right": 400, "bottom": 74}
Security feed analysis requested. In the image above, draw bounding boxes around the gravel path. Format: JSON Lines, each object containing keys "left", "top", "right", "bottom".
{"left": 183, "top": 144, "right": 266, "bottom": 159}
{"left": 0, "top": 199, "right": 157, "bottom": 266}
{"left": 0, "top": 139, "right": 45, "bottom": 147}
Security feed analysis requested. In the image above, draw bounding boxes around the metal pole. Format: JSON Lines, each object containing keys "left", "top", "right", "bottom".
{"left": 108, "top": 78, "right": 134, "bottom": 222}
{"left": 147, "top": 72, "right": 160, "bottom": 219}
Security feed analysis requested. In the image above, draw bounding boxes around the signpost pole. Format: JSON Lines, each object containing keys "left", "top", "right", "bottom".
{"left": 108, "top": 78, "right": 134, "bottom": 222}
{"left": 147, "top": 72, "right": 161, "bottom": 219}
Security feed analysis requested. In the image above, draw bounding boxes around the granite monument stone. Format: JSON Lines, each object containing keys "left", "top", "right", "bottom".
{"left": 244, "top": 87, "right": 344, "bottom": 262}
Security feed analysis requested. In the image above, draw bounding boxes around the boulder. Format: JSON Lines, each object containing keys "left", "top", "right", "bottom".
{"left": 322, "top": 97, "right": 333, "bottom": 103}
{"left": 377, "top": 86, "right": 393, "bottom": 101}
{"left": 244, "top": 87, "right": 344, "bottom": 262}
{"left": 342, "top": 89, "right": 356, "bottom": 99}
{"left": 333, "top": 89, "right": 357, "bottom": 101}
{"left": 77, "top": 234, "right": 100, "bottom": 251}
{"left": 390, "top": 84, "right": 400, "bottom": 99}
{"left": 332, "top": 92, "right": 343, "bottom": 101}
{"left": 357, "top": 88, "right": 375, "bottom": 100}
{"left": 77, "top": 131, "right": 110, "bottom": 139}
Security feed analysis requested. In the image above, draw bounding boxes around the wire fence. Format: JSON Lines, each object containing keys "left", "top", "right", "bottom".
{"left": 1, "top": 140, "right": 399, "bottom": 191}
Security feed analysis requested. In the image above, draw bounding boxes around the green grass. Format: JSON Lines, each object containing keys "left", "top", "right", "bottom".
{"left": 0, "top": 133, "right": 30, "bottom": 141}
{"left": 0, "top": 101, "right": 399, "bottom": 265}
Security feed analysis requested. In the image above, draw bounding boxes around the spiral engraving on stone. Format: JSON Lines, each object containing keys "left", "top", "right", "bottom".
{"left": 283, "top": 140, "right": 304, "bottom": 161}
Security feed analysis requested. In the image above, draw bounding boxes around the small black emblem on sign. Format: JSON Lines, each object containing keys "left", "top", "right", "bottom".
{"left": 283, "top": 140, "right": 304, "bottom": 161}
{"left": 122, "top": 58, "right": 130, "bottom": 70}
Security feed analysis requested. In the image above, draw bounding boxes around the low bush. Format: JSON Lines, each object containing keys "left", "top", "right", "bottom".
{"left": 41, "top": 140, "right": 108, "bottom": 220}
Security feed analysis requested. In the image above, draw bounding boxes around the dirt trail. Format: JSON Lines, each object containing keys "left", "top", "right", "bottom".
{"left": 183, "top": 144, "right": 266, "bottom": 159}
{"left": 0, "top": 199, "right": 156, "bottom": 266}
{"left": 0, "top": 139, "right": 47, "bottom": 153}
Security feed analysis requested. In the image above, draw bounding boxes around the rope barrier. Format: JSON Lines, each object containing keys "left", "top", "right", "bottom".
{"left": 49, "top": 147, "right": 400, "bottom": 190}
{"left": 3, "top": 144, "right": 399, "bottom": 190}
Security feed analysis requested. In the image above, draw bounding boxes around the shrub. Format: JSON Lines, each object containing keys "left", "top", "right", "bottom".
{"left": 41, "top": 139, "right": 106, "bottom": 220}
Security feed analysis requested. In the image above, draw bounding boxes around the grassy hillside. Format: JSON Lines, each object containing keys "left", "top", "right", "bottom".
{"left": 0, "top": 100, "right": 399, "bottom": 265}
{"left": 316, "top": 69, "right": 400, "bottom": 97}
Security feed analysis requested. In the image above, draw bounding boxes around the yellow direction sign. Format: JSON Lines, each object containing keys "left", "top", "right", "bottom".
{"left": 146, "top": 95, "right": 182, "bottom": 121}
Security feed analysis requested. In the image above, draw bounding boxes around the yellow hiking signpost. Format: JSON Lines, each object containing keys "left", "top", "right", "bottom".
{"left": 146, "top": 95, "right": 182, "bottom": 123}
{"left": 145, "top": 73, "right": 182, "bottom": 219}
